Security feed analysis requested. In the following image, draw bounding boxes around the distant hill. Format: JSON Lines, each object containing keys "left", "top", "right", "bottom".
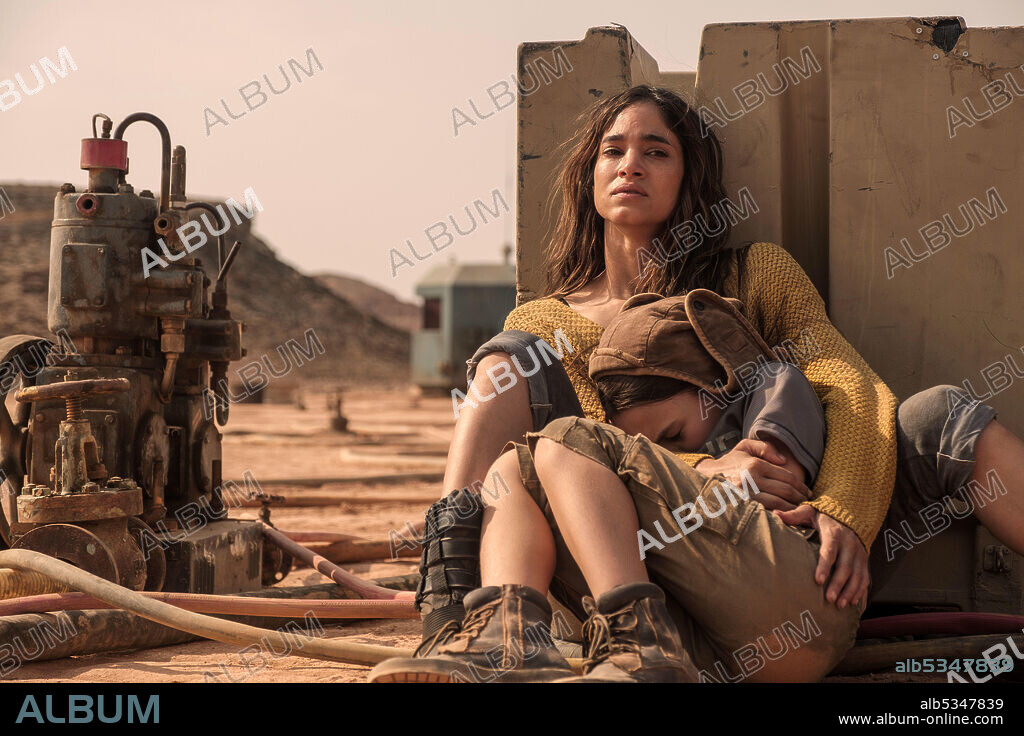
{"left": 314, "top": 273, "right": 420, "bottom": 333}
{"left": 0, "top": 183, "right": 409, "bottom": 387}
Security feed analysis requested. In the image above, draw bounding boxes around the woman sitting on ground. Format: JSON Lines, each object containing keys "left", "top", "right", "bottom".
{"left": 370, "top": 85, "right": 1024, "bottom": 683}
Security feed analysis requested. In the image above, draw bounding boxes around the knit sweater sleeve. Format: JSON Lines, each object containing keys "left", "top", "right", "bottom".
{"left": 738, "top": 243, "right": 898, "bottom": 550}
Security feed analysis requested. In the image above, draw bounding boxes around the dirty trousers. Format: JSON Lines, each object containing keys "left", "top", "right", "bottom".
{"left": 510, "top": 416, "right": 863, "bottom": 682}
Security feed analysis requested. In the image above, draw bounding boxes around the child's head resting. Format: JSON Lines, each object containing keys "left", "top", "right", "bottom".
{"left": 597, "top": 373, "right": 721, "bottom": 452}
{"left": 590, "top": 290, "right": 777, "bottom": 451}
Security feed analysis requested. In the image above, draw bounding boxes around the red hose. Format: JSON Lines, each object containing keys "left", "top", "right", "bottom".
{"left": 261, "top": 523, "right": 414, "bottom": 601}
{"left": 0, "top": 590, "right": 417, "bottom": 618}
{"left": 858, "top": 612, "right": 1024, "bottom": 640}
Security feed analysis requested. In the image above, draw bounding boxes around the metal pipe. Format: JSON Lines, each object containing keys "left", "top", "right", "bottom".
{"left": 296, "top": 539, "right": 419, "bottom": 565}
{"left": 279, "top": 530, "right": 367, "bottom": 543}
{"left": 183, "top": 201, "right": 225, "bottom": 271}
{"left": 112, "top": 113, "right": 172, "bottom": 213}
{"left": 170, "top": 145, "right": 186, "bottom": 202}
{"left": 216, "top": 240, "right": 242, "bottom": 288}
{"left": 260, "top": 524, "right": 414, "bottom": 601}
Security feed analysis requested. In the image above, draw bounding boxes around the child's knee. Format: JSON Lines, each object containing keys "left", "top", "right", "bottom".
{"left": 480, "top": 450, "right": 524, "bottom": 509}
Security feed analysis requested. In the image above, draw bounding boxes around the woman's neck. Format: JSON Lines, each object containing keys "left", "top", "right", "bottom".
{"left": 602, "top": 221, "right": 654, "bottom": 299}
{"left": 562, "top": 221, "right": 658, "bottom": 327}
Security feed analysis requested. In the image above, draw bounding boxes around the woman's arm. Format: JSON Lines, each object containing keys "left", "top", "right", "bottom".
{"left": 739, "top": 242, "right": 899, "bottom": 551}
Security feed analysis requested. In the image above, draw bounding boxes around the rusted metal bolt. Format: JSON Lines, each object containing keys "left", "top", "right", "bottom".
{"left": 104, "top": 415, "right": 115, "bottom": 424}
{"left": 140, "top": 189, "right": 154, "bottom": 199}
{"left": 60, "top": 183, "right": 76, "bottom": 194}
{"left": 82, "top": 482, "right": 99, "bottom": 493}
{"left": 65, "top": 396, "right": 84, "bottom": 422}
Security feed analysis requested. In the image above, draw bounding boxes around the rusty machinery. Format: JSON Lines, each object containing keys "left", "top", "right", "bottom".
{"left": 0, "top": 112, "right": 289, "bottom": 593}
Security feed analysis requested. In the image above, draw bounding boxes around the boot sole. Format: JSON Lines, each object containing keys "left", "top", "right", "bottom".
{"left": 368, "top": 659, "right": 573, "bottom": 684}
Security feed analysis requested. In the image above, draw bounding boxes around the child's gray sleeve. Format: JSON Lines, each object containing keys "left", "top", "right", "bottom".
{"left": 741, "top": 361, "right": 826, "bottom": 484}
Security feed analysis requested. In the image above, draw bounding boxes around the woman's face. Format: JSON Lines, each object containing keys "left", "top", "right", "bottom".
{"left": 593, "top": 102, "right": 685, "bottom": 233}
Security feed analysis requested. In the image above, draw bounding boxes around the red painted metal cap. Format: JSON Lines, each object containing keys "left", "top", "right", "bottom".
{"left": 80, "top": 138, "right": 128, "bottom": 171}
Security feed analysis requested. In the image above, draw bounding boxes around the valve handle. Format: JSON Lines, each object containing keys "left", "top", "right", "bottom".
{"left": 15, "top": 377, "right": 130, "bottom": 404}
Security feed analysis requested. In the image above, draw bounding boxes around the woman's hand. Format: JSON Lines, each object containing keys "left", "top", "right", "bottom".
{"left": 774, "top": 505, "right": 870, "bottom": 610}
{"left": 695, "top": 438, "right": 811, "bottom": 511}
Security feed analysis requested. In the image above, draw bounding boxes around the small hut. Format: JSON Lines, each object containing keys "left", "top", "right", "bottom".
{"left": 411, "top": 260, "right": 515, "bottom": 391}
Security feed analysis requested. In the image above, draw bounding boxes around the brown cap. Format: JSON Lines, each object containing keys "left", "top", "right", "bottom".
{"left": 589, "top": 289, "right": 777, "bottom": 395}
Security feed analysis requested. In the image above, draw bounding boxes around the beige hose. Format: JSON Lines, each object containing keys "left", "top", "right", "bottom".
{"left": 0, "top": 590, "right": 418, "bottom": 618}
{"left": 0, "top": 549, "right": 412, "bottom": 667}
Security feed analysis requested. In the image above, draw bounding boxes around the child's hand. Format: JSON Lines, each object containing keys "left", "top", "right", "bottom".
{"left": 695, "top": 438, "right": 811, "bottom": 510}
{"left": 761, "top": 436, "right": 810, "bottom": 489}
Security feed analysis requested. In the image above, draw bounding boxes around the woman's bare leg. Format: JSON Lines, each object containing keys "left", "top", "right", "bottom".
{"left": 442, "top": 352, "right": 532, "bottom": 497}
{"left": 532, "top": 437, "right": 648, "bottom": 598}
{"left": 530, "top": 432, "right": 846, "bottom": 682}
{"left": 479, "top": 450, "right": 556, "bottom": 592}
{"left": 970, "top": 420, "right": 1024, "bottom": 554}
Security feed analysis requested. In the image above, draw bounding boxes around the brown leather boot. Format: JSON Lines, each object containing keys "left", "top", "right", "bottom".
{"left": 368, "top": 584, "right": 574, "bottom": 683}
{"left": 558, "top": 582, "right": 699, "bottom": 683}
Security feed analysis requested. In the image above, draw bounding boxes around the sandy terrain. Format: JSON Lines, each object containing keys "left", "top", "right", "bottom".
{"left": 2, "top": 389, "right": 1006, "bottom": 685}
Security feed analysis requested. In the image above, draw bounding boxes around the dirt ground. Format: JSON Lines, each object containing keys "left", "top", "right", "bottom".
{"left": 9, "top": 388, "right": 448, "bottom": 683}
{"left": 2, "top": 388, "right": 979, "bottom": 684}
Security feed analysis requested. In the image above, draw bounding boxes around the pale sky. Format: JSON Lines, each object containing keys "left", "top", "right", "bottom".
{"left": 2, "top": 0, "right": 1021, "bottom": 301}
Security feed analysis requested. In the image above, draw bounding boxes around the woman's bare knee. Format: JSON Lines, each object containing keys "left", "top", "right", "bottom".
{"left": 468, "top": 352, "right": 529, "bottom": 406}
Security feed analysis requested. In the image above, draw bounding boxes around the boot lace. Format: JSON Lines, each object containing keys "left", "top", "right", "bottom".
{"left": 580, "top": 598, "right": 640, "bottom": 672}
{"left": 413, "top": 619, "right": 460, "bottom": 657}
{"left": 447, "top": 597, "right": 498, "bottom": 646}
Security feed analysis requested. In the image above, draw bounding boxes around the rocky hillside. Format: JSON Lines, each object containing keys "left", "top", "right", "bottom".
{"left": 0, "top": 183, "right": 409, "bottom": 387}
{"left": 314, "top": 273, "right": 420, "bottom": 333}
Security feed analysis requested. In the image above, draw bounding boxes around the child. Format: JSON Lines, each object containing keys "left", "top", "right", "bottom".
{"left": 590, "top": 290, "right": 826, "bottom": 487}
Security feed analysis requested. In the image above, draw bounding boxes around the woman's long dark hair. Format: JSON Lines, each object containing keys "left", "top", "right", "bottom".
{"left": 544, "top": 85, "right": 735, "bottom": 298}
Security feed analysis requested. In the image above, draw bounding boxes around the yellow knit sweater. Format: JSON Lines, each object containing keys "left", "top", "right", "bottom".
{"left": 504, "top": 242, "right": 898, "bottom": 550}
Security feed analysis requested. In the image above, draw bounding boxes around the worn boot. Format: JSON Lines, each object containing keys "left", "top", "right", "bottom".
{"left": 557, "top": 582, "right": 699, "bottom": 683}
{"left": 414, "top": 488, "right": 483, "bottom": 654}
{"left": 368, "top": 584, "right": 574, "bottom": 683}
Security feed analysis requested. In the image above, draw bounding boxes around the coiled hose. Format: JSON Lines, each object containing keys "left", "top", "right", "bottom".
{"left": 0, "top": 568, "right": 69, "bottom": 599}
{"left": 0, "top": 549, "right": 413, "bottom": 667}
